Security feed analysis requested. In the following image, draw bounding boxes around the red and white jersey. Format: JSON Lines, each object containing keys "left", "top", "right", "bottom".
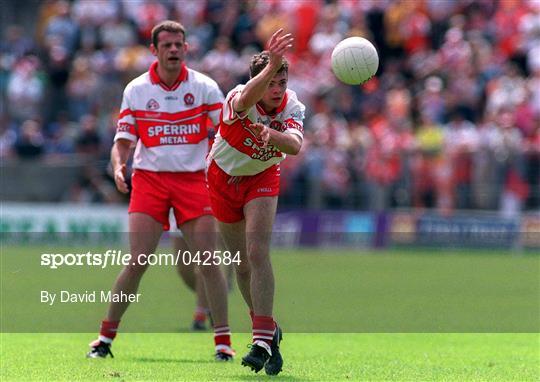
{"left": 114, "top": 61, "right": 224, "bottom": 172}
{"left": 209, "top": 84, "right": 305, "bottom": 176}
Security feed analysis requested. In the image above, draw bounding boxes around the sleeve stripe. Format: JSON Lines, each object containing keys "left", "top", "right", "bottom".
{"left": 206, "top": 102, "right": 223, "bottom": 111}
{"left": 133, "top": 105, "right": 206, "bottom": 120}
{"left": 118, "top": 117, "right": 135, "bottom": 124}
{"left": 118, "top": 108, "right": 133, "bottom": 120}
{"left": 114, "top": 132, "right": 137, "bottom": 142}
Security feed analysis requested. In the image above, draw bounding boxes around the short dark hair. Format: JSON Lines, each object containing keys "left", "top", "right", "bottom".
{"left": 151, "top": 21, "right": 186, "bottom": 48}
{"left": 249, "top": 51, "right": 289, "bottom": 78}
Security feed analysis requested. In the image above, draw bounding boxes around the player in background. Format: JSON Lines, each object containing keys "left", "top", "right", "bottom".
{"left": 174, "top": 232, "right": 236, "bottom": 331}
{"left": 207, "top": 29, "right": 304, "bottom": 375}
{"left": 172, "top": 233, "right": 210, "bottom": 330}
{"left": 87, "top": 21, "right": 234, "bottom": 361}
{"left": 172, "top": 119, "right": 235, "bottom": 331}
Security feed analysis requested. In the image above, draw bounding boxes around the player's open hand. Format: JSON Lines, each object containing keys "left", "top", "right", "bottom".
{"left": 267, "top": 29, "right": 294, "bottom": 68}
{"left": 250, "top": 122, "right": 270, "bottom": 149}
{"left": 114, "top": 163, "right": 129, "bottom": 193}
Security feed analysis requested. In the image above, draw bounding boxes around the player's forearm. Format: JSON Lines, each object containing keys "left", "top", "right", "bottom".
{"left": 269, "top": 130, "right": 302, "bottom": 155}
{"left": 235, "top": 65, "right": 280, "bottom": 112}
{"left": 110, "top": 140, "right": 131, "bottom": 171}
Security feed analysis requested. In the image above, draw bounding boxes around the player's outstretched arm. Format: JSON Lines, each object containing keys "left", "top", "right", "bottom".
{"left": 234, "top": 29, "right": 294, "bottom": 113}
{"left": 110, "top": 139, "right": 132, "bottom": 193}
{"left": 251, "top": 122, "right": 302, "bottom": 155}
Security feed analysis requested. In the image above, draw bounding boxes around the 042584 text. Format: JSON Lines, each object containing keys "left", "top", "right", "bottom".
{"left": 180, "top": 250, "right": 241, "bottom": 266}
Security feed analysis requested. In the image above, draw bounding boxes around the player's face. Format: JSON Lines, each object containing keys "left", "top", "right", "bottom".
{"left": 151, "top": 31, "right": 187, "bottom": 72}
{"left": 260, "top": 71, "right": 288, "bottom": 112}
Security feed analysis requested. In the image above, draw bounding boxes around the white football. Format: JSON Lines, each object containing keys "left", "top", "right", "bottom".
{"left": 331, "top": 37, "right": 379, "bottom": 85}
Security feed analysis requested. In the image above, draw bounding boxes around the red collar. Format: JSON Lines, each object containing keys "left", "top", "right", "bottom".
{"left": 256, "top": 92, "right": 288, "bottom": 116}
{"left": 149, "top": 61, "right": 188, "bottom": 91}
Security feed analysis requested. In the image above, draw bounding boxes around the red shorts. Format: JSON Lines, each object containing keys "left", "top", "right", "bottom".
{"left": 129, "top": 169, "right": 212, "bottom": 230}
{"left": 207, "top": 160, "right": 280, "bottom": 223}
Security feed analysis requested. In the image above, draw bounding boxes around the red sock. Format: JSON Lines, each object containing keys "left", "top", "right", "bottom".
{"left": 99, "top": 320, "right": 119, "bottom": 343}
{"left": 249, "top": 310, "right": 254, "bottom": 322}
{"left": 252, "top": 315, "right": 275, "bottom": 346}
{"left": 193, "top": 306, "right": 207, "bottom": 322}
{"left": 214, "top": 325, "right": 231, "bottom": 349}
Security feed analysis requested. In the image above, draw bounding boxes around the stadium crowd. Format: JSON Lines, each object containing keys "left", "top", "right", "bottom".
{"left": 1, "top": 0, "right": 539, "bottom": 214}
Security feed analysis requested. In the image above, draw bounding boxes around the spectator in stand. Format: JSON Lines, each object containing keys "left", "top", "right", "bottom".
{"left": 309, "top": 4, "right": 344, "bottom": 60}
{"left": 201, "top": 36, "right": 240, "bottom": 91}
{"left": 14, "top": 119, "right": 46, "bottom": 159}
{"left": 75, "top": 114, "right": 102, "bottom": 157}
{"left": 523, "top": 120, "right": 540, "bottom": 209}
{"left": 44, "top": 0, "right": 78, "bottom": 55}
{"left": 99, "top": 12, "right": 138, "bottom": 51}
{"left": 72, "top": 0, "right": 117, "bottom": 27}
{"left": 6, "top": 57, "right": 45, "bottom": 123}
{"left": 0, "top": 25, "right": 36, "bottom": 61}
{"left": 66, "top": 57, "right": 100, "bottom": 120}
{"left": 412, "top": 113, "right": 444, "bottom": 208}
{"left": 444, "top": 110, "right": 479, "bottom": 210}
{"left": 0, "top": 113, "right": 17, "bottom": 159}
{"left": 45, "top": 111, "right": 76, "bottom": 156}
{"left": 42, "top": 38, "right": 71, "bottom": 122}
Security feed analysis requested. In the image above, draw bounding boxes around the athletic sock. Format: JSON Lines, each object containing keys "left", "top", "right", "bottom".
{"left": 193, "top": 306, "right": 207, "bottom": 322}
{"left": 214, "top": 325, "right": 232, "bottom": 350}
{"left": 99, "top": 320, "right": 120, "bottom": 343}
{"left": 252, "top": 315, "right": 275, "bottom": 347}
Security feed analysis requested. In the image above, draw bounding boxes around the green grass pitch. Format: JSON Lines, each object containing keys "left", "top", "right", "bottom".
{"left": 1, "top": 333, "right": 538, "bottom": 381}
{"left": 1, "top": 248, "right": 539, "bottom": 380}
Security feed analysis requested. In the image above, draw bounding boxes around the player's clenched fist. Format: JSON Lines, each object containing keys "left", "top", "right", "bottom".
{"left": 114, "top": 163, "right": 129, "bottom": 193}
{"left": 249, "top": 122, "right": 270, "bottom": 149}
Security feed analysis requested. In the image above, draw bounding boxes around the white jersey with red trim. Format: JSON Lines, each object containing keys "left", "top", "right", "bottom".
{"left": 209, "top": 84, "right": 305, "bottom": 176}
{"left": 114, "top": 62, "right": 224, "bottom": 172}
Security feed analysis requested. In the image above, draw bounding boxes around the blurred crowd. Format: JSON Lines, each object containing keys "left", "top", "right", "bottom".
{"left": 1, "top": 0, "right": 539, "bottom": 214}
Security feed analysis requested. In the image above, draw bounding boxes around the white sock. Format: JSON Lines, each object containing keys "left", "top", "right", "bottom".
{"left": 253, "top": 340, "right": 272, "bottom": 356}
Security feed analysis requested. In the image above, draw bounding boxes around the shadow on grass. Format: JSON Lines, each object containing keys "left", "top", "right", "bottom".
{"left": 132, "top": 357, "right": 214, "bottom": 364}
